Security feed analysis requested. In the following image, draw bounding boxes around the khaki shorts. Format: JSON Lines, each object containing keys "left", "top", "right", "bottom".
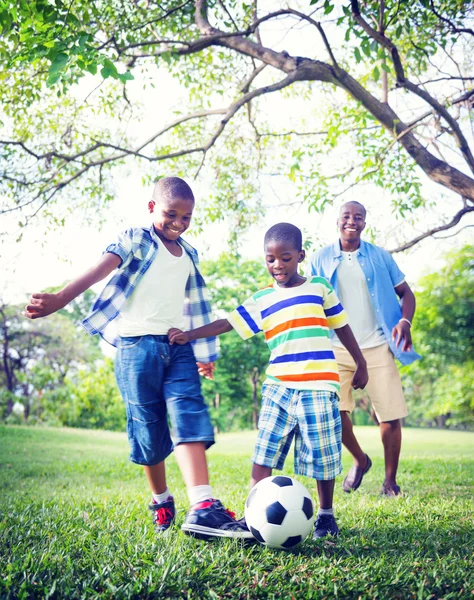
{"left": 334, "top": 343, "right": 408, "bottom": 423}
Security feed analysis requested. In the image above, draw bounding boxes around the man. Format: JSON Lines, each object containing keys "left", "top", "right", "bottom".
{"left": 307, "top": 201, "right": 420, "bottom": 496}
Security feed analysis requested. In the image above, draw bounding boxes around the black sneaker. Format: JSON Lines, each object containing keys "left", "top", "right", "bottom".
{"left": 313, "top": 513, "right": 340, "bottom": 539}
{"left": 148, "top": 496, "right": 176, "bottom": 533}
{"left": 181, "top": 499, "right": 254, "bottom": 539}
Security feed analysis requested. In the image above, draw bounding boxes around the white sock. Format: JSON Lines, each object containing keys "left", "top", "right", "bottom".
{"left": 188, "top": 485, "right": 213, "bottom": 506}
{"left": 152, "top": 488, "right": 171, "bottom": 504}
{"left": 318, "top": 507, "right": 334, "bottom": 516}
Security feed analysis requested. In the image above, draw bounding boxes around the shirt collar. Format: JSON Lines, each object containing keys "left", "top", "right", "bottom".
{"left": 333, "top": 238, "right": 367, "bottom": 258}
{"left": 147, "top": 224, "right": 199, "bottom": 261}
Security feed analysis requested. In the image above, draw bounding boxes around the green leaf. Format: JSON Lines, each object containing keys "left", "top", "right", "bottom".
{"left": 49, "top": 52, "right": 69, "bottom": 74}
{"left": 354, "top": 47, "right": 362, "bottom": 63}
{"left": 381, "top": 62, "right": 391, "bottom": 73}
{"left": 373, "top": 66, "right": 380, "bottom": 81}
{"left": 118, "top": 71, "right": 134, "bottom": 83}
{"left": 46, "top": 72, "right": 61, "bottom": 87}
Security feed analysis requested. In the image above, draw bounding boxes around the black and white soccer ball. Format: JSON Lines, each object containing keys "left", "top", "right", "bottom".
{"left": 244, "top": 475, "right": 315, "bottom": 549}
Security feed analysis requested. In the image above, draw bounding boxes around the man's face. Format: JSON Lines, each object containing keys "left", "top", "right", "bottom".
{"left": 337, "top": 202, "right": 366, "bottom": 245}
{"left": 265, "top": 239, "right": 305, "bottom": 288}
{"left": 152, "top": 195, "right": 194, "bottom": 242}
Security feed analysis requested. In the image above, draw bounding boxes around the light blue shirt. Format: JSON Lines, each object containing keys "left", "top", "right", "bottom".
{"left": 307, "top": 240, "right": 421, "bottom": 366}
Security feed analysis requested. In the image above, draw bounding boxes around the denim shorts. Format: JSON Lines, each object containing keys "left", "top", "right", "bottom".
{"left": 252, "top": 384, "right": 342, "bottom": 481}
{"left": 115, "top": 335, "right": 215, "bottom": 466}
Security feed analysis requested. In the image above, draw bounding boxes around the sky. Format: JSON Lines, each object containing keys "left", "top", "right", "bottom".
{"left": 1, "top": 5, "right": 473, "bottom": 306}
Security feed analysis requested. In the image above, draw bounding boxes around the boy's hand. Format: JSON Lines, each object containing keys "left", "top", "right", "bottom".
{"left": 197, "top": 362, "right": 215, "bottom": 380}
{"left": 168, "top": 328, "right": 190, "bottom": 345}
{"left": 24, "top": 293, "right": 64, "bottom": 319}
{"left": 351, "top": 361, "right": 368, "bottom": 390}
{"left": 392, "top": 320, "right": 412, "bottom": 352}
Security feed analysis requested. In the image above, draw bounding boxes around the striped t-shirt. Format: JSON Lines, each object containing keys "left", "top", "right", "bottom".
{"left": 227, "top": 277, "right": 348, "bottom": 393}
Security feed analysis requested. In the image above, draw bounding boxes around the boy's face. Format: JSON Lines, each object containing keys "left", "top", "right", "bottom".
{"left": 151, "top": 195, "right": 194, "bottom": 242}
{"left": 337, "top": 202, "right": 366, "bottom": 245}
{"left": 265, "top": 239, "right": 305, "bottom": 288}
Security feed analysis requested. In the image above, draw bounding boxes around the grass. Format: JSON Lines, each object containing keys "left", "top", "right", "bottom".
{"left": 0, "top": 425, "right": 473, "bottom": 599}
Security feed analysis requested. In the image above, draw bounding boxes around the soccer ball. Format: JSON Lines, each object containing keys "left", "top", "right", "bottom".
{"left": 244, "top": 475, "right": 315, "bottom": 549}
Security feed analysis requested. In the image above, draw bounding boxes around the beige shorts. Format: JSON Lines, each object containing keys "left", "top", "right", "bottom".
{"left": 334, "top": 343, "right": 408, "bottom": 423}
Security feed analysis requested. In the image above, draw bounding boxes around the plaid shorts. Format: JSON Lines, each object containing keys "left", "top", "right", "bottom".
{"left": 252, "top": 384, "right": 342, "bottom": 481}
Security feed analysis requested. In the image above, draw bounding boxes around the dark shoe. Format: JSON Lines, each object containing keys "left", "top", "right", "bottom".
{"left": 313, "top": 514, "right": 340, "bottom": 539}
{"left": 380, "top": 483, "right": 401, "bottom": 496}
{"left": 181, "top": 499, "right": 254, "bottom": 539}
{"left": 342, "top": 454, "right": 372, "bottom": 493}
{"left": 148, "top": 496, "right": 176, "bottom": 532}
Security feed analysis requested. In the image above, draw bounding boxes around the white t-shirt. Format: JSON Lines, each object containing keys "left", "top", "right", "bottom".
{"left": 118, "top": 238, "right": 191, "bottom": 337}
{"left": 332, "top": 251, "right": 386, "bottom": 349}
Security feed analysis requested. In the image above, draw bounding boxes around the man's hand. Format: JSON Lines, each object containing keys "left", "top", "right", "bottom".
{"left": 351, "top": 361, "right": 368, "bottom": 390}
{"left": 24, "top": 293, "right": 64, "bottom": 319}
{"left": 197, "top": 362, "right": 215, "bottom": 380}
{"left": 392, "top": 320, "right": 412, "bottom": 352}
{"left": 168, "top": 328, "right": 190, "bottom": 345}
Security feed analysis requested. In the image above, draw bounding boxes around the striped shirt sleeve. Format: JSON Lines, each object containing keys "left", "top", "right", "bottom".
{"left": 227, "top": 295, "right": 262, "bottom": 340}
{"left": 321, "top": 279, "right": 348, "bottom": 330}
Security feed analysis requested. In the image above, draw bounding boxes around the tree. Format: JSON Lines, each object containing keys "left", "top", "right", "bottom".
{"left": 199, "top": 254, "right": 270, "bottom": 430}
{"left": 0, "top": 299, "right": 101, "bottom": 420}
{"left": 402, "top": 245, "right": 474, "bottom": 428}
{"left": 1, "top": 1, "right": 474, "bottom": 248}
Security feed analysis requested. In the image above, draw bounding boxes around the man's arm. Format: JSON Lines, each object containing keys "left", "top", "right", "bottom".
{"left": 168, "top": 318, "right": 234, "bottom": 345}
{"left": 334, "top": 324, "right": 368, "bottom": 389}
{"left": 392, "top": 281, "right": 416, "bottom": 352}
{"left": 24, "top": 253, "right": 122, "bottom": 319}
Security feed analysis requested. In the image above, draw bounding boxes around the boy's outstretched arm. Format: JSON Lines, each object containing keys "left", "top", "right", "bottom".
{"left": 24, "top": 253, "right": 122, "bottom": 319}
{"left": 168, "top": 318, "right": 234, "bottom": 345}
{"left": 334, "top": 324, "right": 368, "bottom": 389}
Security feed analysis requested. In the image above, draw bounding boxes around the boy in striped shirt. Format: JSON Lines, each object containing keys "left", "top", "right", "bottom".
{"left": 169, "top": 223, "right": 368, "bottom": 538}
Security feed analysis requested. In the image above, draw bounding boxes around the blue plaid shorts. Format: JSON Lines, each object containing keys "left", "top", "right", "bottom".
{"left": 252, "top": 384, "right": 342, "bottom": 481}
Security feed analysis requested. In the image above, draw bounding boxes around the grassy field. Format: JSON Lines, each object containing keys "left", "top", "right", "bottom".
{"left": 0, "top": 425, "right": 473, "bottom": 599}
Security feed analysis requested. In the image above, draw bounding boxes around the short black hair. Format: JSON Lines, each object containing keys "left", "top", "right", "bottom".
{"left": 264, "top": 222, "right": 303, "bottom": 252}
{"left": 340, "top": 200, "right": 366, "bottom": 217}
{"left": 152, "top": 176, "right": 195, "bottom": 203}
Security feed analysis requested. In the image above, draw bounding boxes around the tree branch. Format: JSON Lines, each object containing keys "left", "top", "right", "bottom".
{"left": 389, "top": 205, "right": 474, "bottom": 253}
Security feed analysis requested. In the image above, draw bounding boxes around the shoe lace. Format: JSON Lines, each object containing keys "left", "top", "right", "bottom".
{"left": 154, "top": 506, "right": 174, "bottom": 525}
{"left": 316, "top": 514, "right": 333, "bottom": 527}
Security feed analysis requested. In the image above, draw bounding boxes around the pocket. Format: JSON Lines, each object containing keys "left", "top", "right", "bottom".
{"left": 118, "top": 336, "right": 143, "bottom": 349}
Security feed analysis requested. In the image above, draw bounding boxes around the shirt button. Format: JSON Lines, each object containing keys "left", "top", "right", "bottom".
{"left": 372, "top": 294, "right": 375, "bottom": 297}
{"left": 367, "top": 278, "right": 371, "bottom": 281}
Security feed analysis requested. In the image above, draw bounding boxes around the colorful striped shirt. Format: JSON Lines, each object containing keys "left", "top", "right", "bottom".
{"left": 227, "top": 277, "right": 348, "bottom": 393}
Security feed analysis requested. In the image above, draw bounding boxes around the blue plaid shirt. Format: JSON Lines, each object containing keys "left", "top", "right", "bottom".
{"left": 82, "top": 225, "right": 219, "bottom": 363}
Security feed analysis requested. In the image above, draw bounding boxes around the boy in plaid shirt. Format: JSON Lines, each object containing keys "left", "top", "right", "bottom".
{"left": 24, "top": 177, "right": 251, "bottom": 540}
{"left": 169, "top": 223, "right": 368, "bottom": 538}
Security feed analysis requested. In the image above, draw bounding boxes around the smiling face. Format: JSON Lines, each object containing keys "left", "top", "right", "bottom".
{"left": 337, "top": 202, "right": 366, "bottom": 250}
{"left": 265, "top": 239, "right": 306, "bottom": 288}
{"left": 152, "top": 195, "right": 194, "bottom": 243}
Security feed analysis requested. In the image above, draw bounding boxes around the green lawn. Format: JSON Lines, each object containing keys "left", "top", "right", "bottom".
{"left": 0, "top": 425, "right": 473, "bottom": 599}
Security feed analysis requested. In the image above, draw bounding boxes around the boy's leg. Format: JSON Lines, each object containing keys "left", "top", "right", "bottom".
{"left": 250, "top": 463, "right": 272, "bottom": 489}
{"left": 173, "top": 441, "right": 209, "bottom": 487}
{"left": 314, "top": 479, "right": 339, "bottom": 538}
{"left": 144, "top": 461, "right": 167, "bottom": 494}
{"left": 115, "top": 336, "right": 175, "bottom": 533}
{"left": 165, "top": 343, "right": 252, "bottom": 538}
{"left": 295, "top": 390, "right": 342, "bottom": 538}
